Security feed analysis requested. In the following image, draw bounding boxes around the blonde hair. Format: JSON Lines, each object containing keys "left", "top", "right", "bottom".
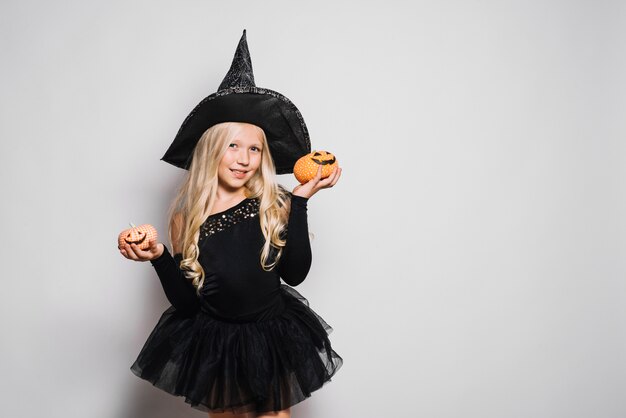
{"left": 164, "top": 122, "right": 292, "bottom": 294}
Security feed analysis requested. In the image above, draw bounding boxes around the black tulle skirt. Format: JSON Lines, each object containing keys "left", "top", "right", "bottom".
{"left": 130, "top": 284, "right": 343, "bottom": 413}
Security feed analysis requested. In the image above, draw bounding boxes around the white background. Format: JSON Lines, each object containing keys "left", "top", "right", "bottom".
{"left": 1, "top": 1, "right": 625, "bottom": 417}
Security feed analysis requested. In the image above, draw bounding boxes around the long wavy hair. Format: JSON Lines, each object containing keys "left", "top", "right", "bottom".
{"left": 164, "top": 122, "right": 292, "bottom": 294}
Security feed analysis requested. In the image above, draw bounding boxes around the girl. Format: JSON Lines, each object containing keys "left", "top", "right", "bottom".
{"left": 120, "top": 120, "right": 342, "bottom": 417}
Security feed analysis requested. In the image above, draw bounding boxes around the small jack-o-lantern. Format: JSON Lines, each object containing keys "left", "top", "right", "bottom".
{"left": 293, "top": 150, "right": 338, "bottom": 184}
{"left": 118, "top": 223, "right": 158, "bottom": 251}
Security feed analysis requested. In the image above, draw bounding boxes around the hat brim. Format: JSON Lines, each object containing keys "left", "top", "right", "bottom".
{"left": 161, "top": 87, "right": 311, "bottom": 175}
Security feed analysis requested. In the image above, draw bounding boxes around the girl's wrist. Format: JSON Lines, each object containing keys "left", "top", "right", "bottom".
{"left": 291, "top": 193, "right": 310, "bottom": 201}
{"left": 290, "top": 194, "right": 309, "bottom": 212}
{"left": 152, "top": 243, "right": 166, "bottom": 261}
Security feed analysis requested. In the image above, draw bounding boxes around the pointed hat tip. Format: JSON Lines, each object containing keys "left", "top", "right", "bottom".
{"left": 217, "top": 27, "right": 256, "bottom": 90}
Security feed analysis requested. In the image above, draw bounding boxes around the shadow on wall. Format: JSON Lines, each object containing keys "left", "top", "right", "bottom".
{"left": 118, "top": 383, "right": 198, "bottom": 418}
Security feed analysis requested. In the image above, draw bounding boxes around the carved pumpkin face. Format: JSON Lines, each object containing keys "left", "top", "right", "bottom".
{"left": 293, "top": 150, "right": 338, "bottom": 184}
{"left": 117, "top": 224, "right": 158, "bottom": 251}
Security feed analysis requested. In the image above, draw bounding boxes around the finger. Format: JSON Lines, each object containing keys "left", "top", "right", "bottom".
{"left": 304, "top": 165, "right": 324, "bottom": 188}
{"left": 311, "top": 180, "right": 331, "bottom": 194}
{"left": 310, "top": 164, "right": 323, "bottom": 184}
{"left": 144, "top": 239, "right": 160, "bottom": 257}
{"left": 317, "top": 166, "right": 341, "bottom": 190}
{"left": 131, "top": 243, "right": 151, "bottom": 260}
{"left": 147, "top": 237, "right": 158, "bottom": 252}
{"left": 327, "top": 165, "right": 340, "bottom": 183}
{"left": 148, "top": 239, "right": 163, "bottom": 258}
{"left": 316, "top": 167, "right": 338, "bottom": 188}
{"left": 329, "top": 167, "right": 342, "bottom": 186}
{"left": 124, "top": 243, "right": 139, "bottom": 261}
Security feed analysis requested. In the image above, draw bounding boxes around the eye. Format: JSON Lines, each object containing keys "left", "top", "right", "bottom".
{"left": 251, "top": 146, "right": 261, "bottom": 152}
{"left": 229, "top": 143, "right": 237, "bottom": 148}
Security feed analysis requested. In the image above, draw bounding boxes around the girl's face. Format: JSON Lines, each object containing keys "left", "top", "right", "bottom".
{"left": 217, "top": 123, "right": 264, "bottom": 192}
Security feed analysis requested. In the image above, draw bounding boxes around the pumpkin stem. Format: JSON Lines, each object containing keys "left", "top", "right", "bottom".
{"left": 129, "top": 222, "right": 137, "bottom": 228}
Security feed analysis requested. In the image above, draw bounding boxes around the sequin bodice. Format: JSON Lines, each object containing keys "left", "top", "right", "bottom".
{"left": 200, "top": 198, "right": 260, "bottom": 239}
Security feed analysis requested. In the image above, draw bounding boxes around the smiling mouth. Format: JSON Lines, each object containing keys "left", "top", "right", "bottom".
{"left": 125, "top": 235, "right": 146, "bottom": 245}
{"left": 230, "top": 169, "right": 248, "bottom": 178}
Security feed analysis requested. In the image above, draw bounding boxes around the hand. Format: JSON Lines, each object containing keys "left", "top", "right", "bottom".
{"left": 292, "top": 164, "right": 342, "bottom": 199}
{"left": 119, "top": 236, "right": 164, "bottom": 262}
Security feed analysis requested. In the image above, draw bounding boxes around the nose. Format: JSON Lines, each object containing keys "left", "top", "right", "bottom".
{"left": 237, "top": 149, "right": 249, "bottom": 165}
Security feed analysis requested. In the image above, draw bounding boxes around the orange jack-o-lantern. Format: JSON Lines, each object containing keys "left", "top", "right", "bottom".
{"left": 118, "top": 223, "right": 158, "bottom": 251}
{"left": 293, "top": 150, "right": 338, "bottom": 184}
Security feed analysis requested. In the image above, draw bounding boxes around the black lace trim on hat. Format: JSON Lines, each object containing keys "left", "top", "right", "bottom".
{"left": 200, "top": 198, "right": 260, "bottom": 239}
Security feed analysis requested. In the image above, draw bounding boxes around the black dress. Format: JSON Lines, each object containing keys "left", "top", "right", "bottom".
{"left": 130, "top": 195, "right": 343, "bottom": 413}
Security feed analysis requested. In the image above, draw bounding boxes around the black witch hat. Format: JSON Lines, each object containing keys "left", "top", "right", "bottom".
{"left": 161, "top": 29, "right": 311, "bottom": 174}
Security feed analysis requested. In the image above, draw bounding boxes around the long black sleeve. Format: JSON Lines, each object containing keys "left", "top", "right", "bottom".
{"left": 277, "top": 195, "right": 312, "bottom": 286}
{"left": 150, "top": 245, "right": 200, "bottom": 317}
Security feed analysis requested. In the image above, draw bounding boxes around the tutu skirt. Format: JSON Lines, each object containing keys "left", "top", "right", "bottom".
{"left": 130, "top": 284, "right": 343, "bottom": 413}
